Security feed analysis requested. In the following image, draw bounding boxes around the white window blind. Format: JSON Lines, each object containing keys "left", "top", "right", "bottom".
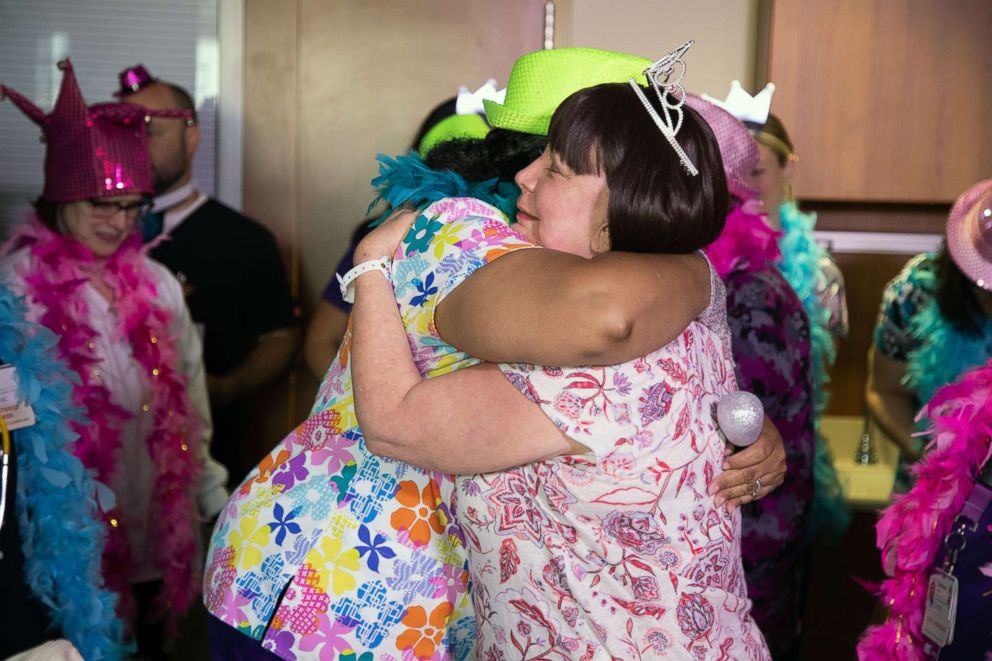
{"left": 0, "top": 0, "right": 221, "bottom": 236}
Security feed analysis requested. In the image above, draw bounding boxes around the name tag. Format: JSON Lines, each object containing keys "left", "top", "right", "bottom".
{"left": 0, "top": 365, "right": 36, "bottom": 431}
{"left": 922, "top": 569, "right": 958, "bottom": 647}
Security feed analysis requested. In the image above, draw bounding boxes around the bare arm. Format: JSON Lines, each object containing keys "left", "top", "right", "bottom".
{"left": 304, "top": 301, "right": 349, "bottom": 380}
{"left": 350, "top": 263, "right": 586, "bottom": 473}
{"left": 436, "top": 248, "right": 710, "bottom": 366}
{"left": 865, "top": 343, "right": 919, "bottom": 461}
{"left": 208, "top": 326, "right": 300, "bottom": 406}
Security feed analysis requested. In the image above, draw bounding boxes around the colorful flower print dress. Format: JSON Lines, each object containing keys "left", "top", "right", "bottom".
{"left": 458, "top": 264, "right": 771, "bottom": 660}
{"left": 204, "top": 197, "right": 533, "bottom": 660}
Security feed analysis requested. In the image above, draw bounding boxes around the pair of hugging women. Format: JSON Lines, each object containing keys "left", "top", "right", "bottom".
{"left": 205, "top": 74, "right": 779, "bottom": 658}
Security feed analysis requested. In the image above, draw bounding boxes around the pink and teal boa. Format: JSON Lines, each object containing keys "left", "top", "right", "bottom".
{"left": 858, "top": 359, "right": 992, "bottom": 659}
{"left": 703, "top": 201, "right": 782, "bottom": 279}
{"left": 0, "top": 280, "right": 126, "bottom": 658}
{"left": 6, "top": 218, "right": 203, "bottom": 631}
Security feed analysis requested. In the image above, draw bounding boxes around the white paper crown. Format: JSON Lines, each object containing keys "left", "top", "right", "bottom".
{"left": 702, "top": 80, "right": 776, "bottom": 125}
{"left": 455, "top": 79, "right": 506, "bottom": 116}
{"left": 628, "top": 40, "right": 698, "bottom": 176}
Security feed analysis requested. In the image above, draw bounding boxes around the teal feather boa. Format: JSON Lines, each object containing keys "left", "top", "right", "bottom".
{"left": 776, "top": 202, "right": 851, "bottom": 539}
{"left": 369, "top": 151, "right": 519, "bottom": 222}
{"left": 1, "top": 281, "right": 125, "bottom": 658}
{"left": 904, "top": 257, "right": 992, "bottom": 409}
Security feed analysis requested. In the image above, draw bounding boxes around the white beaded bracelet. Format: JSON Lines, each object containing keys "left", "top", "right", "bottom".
{"left": 336, "top": 257, "right": 392, "bottom": 304}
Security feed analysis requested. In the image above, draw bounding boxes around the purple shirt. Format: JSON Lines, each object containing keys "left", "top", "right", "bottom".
{"left": 725, "top": 266, "right": 815, "bottom": 657}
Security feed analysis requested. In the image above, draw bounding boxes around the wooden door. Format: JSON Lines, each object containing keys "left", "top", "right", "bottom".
{"left": 769, "top": 0, "right": 992, "bottom": 203}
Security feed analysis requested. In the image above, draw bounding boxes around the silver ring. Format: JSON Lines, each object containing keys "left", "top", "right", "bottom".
{"left": 751, "top": 478, "right": 762, "bottom": 498}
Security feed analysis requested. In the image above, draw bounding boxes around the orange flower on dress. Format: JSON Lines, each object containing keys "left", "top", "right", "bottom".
{"left": 396, "top": 602, "right": 453, "bottom": 660}
{"left": 239, "top": 448, "right": 291, "bottom": 495}
{"left": 390, "top": 479, "right": 445, "bottom": 546}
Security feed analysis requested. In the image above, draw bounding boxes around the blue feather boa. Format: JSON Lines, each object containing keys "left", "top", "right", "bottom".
{"left": 776, "top": 202, "right": 851, "bottom": 538}
{"left": 0, "top": 281, "right": 125, "bottom": 659}
{"left": 369, "top": 151, "right": 519, "bottom": 222}
{"left": 904, "top": 257, "right": 992, "bottom": 409}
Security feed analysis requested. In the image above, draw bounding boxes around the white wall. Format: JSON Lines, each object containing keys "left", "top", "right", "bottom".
{"left": 557, "top": 0, "right": 760, "bottom": 98}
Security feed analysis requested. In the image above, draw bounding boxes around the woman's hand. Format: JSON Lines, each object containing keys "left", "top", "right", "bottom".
{"left": 354, "top": 208, "right": 418, "bottom": 263}
{"left": 708, "top": 416, "right": 787, "bottom": 511}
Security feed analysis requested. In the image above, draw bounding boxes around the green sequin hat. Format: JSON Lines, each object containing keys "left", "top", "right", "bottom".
{"left": 417, "top": 114, "right": 490, "bottom": 156}
{"left": 484, "top": 47, "right": 653, "bottom": 137}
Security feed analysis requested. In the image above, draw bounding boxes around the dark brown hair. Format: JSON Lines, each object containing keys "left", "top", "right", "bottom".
{"left": 935, "top": 243, "right": 988, "bottom": 336}
{"left": 421, "top": 130, "right": 545, "bottom": 186}
{"left": 547, "top": 83, "right": 728, "bottom": 254}
{"left": 32, "top": 196, "right": 59, "bottom": 231}
{"left": 165, "top": 82, "right": 197, "bottom": 123}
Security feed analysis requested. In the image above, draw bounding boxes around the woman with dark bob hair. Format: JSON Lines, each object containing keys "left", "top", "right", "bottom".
{"left": 348, "top": 54, "right": 771, "bottom": 659}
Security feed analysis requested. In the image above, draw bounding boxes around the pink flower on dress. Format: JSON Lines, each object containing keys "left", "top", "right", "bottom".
{"left": 676, "top": 592, "right": 714, "bottom": 640}
{"left": 645, "top": 628, "right": 673, "bottom": 653}
{"left": 430, "top": 562, "right": 468, "bottom": 603}
{"left": 601, "top": 511, "right": 669, "bottom": 553}
{"left": 632, "top": 576, "right": 660, "bottom": 601}
{"left": 203, "top": 545, "right": 237, "bottom": 612}
{"left": 638, "top": 381, "right": 675, "bottom": 424}
{"left": 553, "top": 391, "right": 584, "bottom": 420}
{"left": 602, "top": 452, "right": 636, "bottom": 477}
{"left": 219, "top": 591, "right": 253, "bottom": 627}
{"left": 542, "top": 557, "right": 568, "bottom": 594}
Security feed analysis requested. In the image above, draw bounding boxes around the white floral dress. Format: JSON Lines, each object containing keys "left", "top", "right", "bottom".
{"left": 458, "top": 265, "right": 770, "bottom": 660}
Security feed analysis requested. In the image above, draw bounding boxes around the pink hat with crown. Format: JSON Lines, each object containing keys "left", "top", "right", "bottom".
{"left": 684, "top": 93, "right": 760, "bottom": 202}
{"left": 947, "top": 178, "right": 992, "bottom": 291}
{"left": 0, "top": 59, "right": 190, "bottom": 203}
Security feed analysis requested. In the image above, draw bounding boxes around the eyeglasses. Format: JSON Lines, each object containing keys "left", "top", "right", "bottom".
{"left": 88, "top": 198, "right": 152, "bottom": 221}
{"left": 146, "top": 117, "right": 195, "bottom": 137}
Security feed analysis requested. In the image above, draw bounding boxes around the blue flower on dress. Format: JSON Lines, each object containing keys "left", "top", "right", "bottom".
{"left": 287, "top": 475, "right": 338, "bottom": 520}
{"left": 331, "top": 461, "right": 359, "bottom": 506}
{"left": 331, "top": 580, "right": 405, "bottom": 648}
{"left": 403, "top": 214, "right": 444, "bottom": 255}
{"left": 393, "top": 252, "right": 430, "bottom": 298}
{"left": 409, "top": 272, "right": 438, "bottom": 307}
{"left": 354, "top": 524, "right": 397, "bottom": 572}
{"left": 344, "top": 456, "right": 397, "bottom": 524}
{"left": 267, "top": 502, "right": 303, "bottom": 546}
{"left": 434, "top": 251, "right": 483, "bottom": 286}
{"left": 236, "top": 554, "right": 287, "bottom": 622}
{"left": 385, "top": 551, "right": 441, "bottom": 603}
{"left": 443, "top": 614, "right": 478, "bottom": 661}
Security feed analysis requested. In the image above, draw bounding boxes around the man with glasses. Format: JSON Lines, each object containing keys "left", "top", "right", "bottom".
{"left": 116, "top": 65, "right": 299, "bottom": 486}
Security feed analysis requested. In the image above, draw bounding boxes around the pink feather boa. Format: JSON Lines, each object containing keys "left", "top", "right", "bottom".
{"left": 858, "top": 359, "right": 992, "bottom": 659}
{"left": 703, "top": 201, "right": 782, "bottom": 279}
{"left": 6, "top": 217, "right": 203, "bottom": 630}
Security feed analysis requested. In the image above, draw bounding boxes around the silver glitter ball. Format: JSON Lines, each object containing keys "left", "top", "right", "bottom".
{"left": 716, "top": 391, "right": 764, "bottom": 447}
